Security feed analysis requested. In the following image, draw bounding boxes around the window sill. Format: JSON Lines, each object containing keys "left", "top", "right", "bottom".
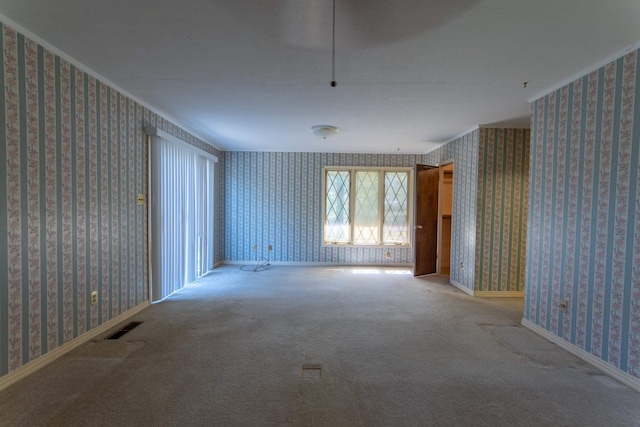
{"left": 322, "top": 243, "right": 412, "bottom": 249}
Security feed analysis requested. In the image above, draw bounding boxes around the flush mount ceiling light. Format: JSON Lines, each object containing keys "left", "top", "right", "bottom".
{"left": 311, "top": 125, "right": 338, "bottom": 139}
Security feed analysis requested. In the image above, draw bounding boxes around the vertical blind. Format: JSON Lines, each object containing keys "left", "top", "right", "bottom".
{"left": 149, "top": 132, "right": 216, "bottom": 302}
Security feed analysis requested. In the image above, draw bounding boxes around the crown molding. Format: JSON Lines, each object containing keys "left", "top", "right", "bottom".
{"left": 528, "top": 39, "right": 640, "bottom": 102}
{"left": 0, "top": 12, "right": 222, "bottom": 151}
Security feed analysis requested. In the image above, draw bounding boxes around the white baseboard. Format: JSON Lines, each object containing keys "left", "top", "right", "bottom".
{"left": 521, "top": 318, "right": 640, "bottom": 393}
{"left": 221, "top": 261, "right": 414, "bottom": 268}
{"left": 474, "top": 290, "right": 525, "bottom": 298}
{"left": 449, "top": 279, "right": 474, "bottom": 296}
{"left": 0, "top": 302, "right": 150, "bottom": 392}
{"left": 448, "top": 280, "right": 523, "bottom": 298}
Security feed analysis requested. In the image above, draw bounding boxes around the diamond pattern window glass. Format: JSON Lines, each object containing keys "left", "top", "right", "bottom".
{"left": 383, "top": 172, "right": 409, "bottom": 244}
{"left": 323, "top": 167, "right": 412, "bottom": 246}
{"left": 354, "top": 171, "right": 379, "bottom": 244}
{"left": 324, "top": 170, "right": 351, "bottom": 243}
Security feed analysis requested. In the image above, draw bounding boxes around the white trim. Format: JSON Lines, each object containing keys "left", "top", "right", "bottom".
{"left": 521, "top": 318, "right": 640, "bottom": 393}
{"left": 0, "top": 302, "right": 149, "bottom": 392}
{"left": 528, "top": 40, "right": 640, "bottom": 102}
{"left": 149, "top": 288, "right": 180, "bottom": 304}
{"left": 222, "top": 261, "right": 413, "bottom": 268}
{"left": 436, "top": 158, "right": 456, "bottom": 168}
{"left": 321, "top": 166, "right": 414, "bottom": 247}
{"left": 144, "top": 127, "right": 218, "bottom": 162}
{"left": 478, "top": 125, "right": 530, "bottom": 130}
{"left": 474, "top": 290, "right": 524, "bottom": 298}
{"left": 146, "top": 138, "right": 154, "bottom": 302}
{"left": 322, "top": 166, "right": 413, "bottom": 171}
{"left": 321, "top": 243, "right": 412, "bottom": 249}
{"left": 444, "top": 126, "right": 480, "bottom": 144}
{"left": 449, "top": 279, "right": 474, "bottom": 296}
{"left": 435, "top": 160, "right": 454, "bottom": 274}
{"left": 0, "top": 13, "right": 222, "bottom": 152}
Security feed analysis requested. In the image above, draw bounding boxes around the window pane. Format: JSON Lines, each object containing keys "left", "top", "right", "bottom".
{"left": 354, "top": 171, "right": 379, "bottom": 245}
{"left": 325, "top": 171, "right": 350, "bottom": 242}
{"left": 383, "top": 171, "right": 409, "bottom": 244}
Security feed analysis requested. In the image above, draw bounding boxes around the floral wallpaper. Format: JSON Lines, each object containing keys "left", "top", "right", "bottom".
{"left": 224, "top": 152, "right": 428, "bottom": 264}
{"left": 475, "top": 128, "right": 530, "bottom": 292}
{"left": 0, "top": 22, "right": 223, "bottom": 377}
{"left": 526, "top": 49, "right": 640, "bottom": 379}
{"left": 224, "top": 129, "right": 529, "bottom": 293}
{"left": 0, "top": 15, "right": 538, "bottom": 381}
{"left": 425, "top": 128, "right": 529, "bottom": 294}
{"left": 424, "top": 130, "right": 480, "bottom": 292}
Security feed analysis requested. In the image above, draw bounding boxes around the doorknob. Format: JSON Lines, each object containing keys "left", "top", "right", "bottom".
{"left": 413, "top": 225, "right": 423, "bottom": 229}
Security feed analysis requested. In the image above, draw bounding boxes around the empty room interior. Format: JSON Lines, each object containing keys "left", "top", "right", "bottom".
{"left": 1, "top": 1, "right": 640, "bottom": 425}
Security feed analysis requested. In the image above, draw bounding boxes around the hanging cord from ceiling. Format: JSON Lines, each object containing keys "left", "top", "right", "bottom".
{"left": 331, "top": 0, "right": 337, "bottom": 87}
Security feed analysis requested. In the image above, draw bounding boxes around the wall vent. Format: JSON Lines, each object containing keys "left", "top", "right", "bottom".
{"left": 105, "top": 321, "right": 143, "bottom": 340}
{"left": 301, "top": 364, "right": 322, "bottom": 379}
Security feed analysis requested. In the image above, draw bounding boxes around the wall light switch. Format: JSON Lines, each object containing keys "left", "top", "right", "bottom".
{"left": 137, "top": 194, "right": 145, "bottom": 205}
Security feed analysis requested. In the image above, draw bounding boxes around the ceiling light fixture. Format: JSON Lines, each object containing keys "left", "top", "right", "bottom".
{"left": 312, "top": 125, "right": 338, "bottom": 139}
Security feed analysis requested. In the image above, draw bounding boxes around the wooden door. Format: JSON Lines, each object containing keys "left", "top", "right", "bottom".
{"left": 414, "top": 165, "right": 439, "bottom": 276}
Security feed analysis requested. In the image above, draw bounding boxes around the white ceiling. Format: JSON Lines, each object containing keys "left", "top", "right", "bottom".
{"left": 1, "top": 0, "right": 640, "bottom": 153}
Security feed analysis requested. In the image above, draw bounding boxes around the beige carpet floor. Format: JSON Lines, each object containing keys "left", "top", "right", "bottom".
{"left": 1, "top": 265, "right": 639, "bottom": 426}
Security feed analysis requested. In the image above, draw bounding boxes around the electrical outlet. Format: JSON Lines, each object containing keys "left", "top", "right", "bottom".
{"left": 386, "top": 251, "right": 392, "bottom": 259}
{"left": 559, "top": 299, "right": 568, "bottom": 313}
{"left": 460, "top": 262, "right": 464, "bottom": 269}
{"left": 253, "top": 244, "right": 257, "bottom": 251}
{"left": 91, "top": 291, "right": 98, "bottom": 306}
{"left": 268, "top": 244, "right": 273, "bottom": 251}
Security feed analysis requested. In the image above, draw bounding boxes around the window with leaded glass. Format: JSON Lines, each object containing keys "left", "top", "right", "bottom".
{"left": 323, "top": 167, "right": 412, "bottom": 246}
{"left": 324, "top": 170, "right": 351, "bottom": 243}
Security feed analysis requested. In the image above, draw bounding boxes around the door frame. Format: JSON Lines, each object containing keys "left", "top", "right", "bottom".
{"left": 436, "top": 159, "right": 454, "bottom": 274}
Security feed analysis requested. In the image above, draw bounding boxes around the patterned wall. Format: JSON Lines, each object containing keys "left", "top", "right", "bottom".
{"left": 475, "top": 128, "right": 530, "bottom": 292}
{"left": 424, "top": 128, "right": 530, "bottom": 294}
{"left": 526, "top": 49, "right": 640, "bottom": 379}
{"left": 224, "top": 152, "right": 428, "bottom": 264}
{"left": 225, "top": 135, "right": 527, "bottom": 289}
{"left": 0, "top": 22, "right": 223, "bottom": 377}
{"left": 424, "top": 130, "right": 479, "bottom": 291}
